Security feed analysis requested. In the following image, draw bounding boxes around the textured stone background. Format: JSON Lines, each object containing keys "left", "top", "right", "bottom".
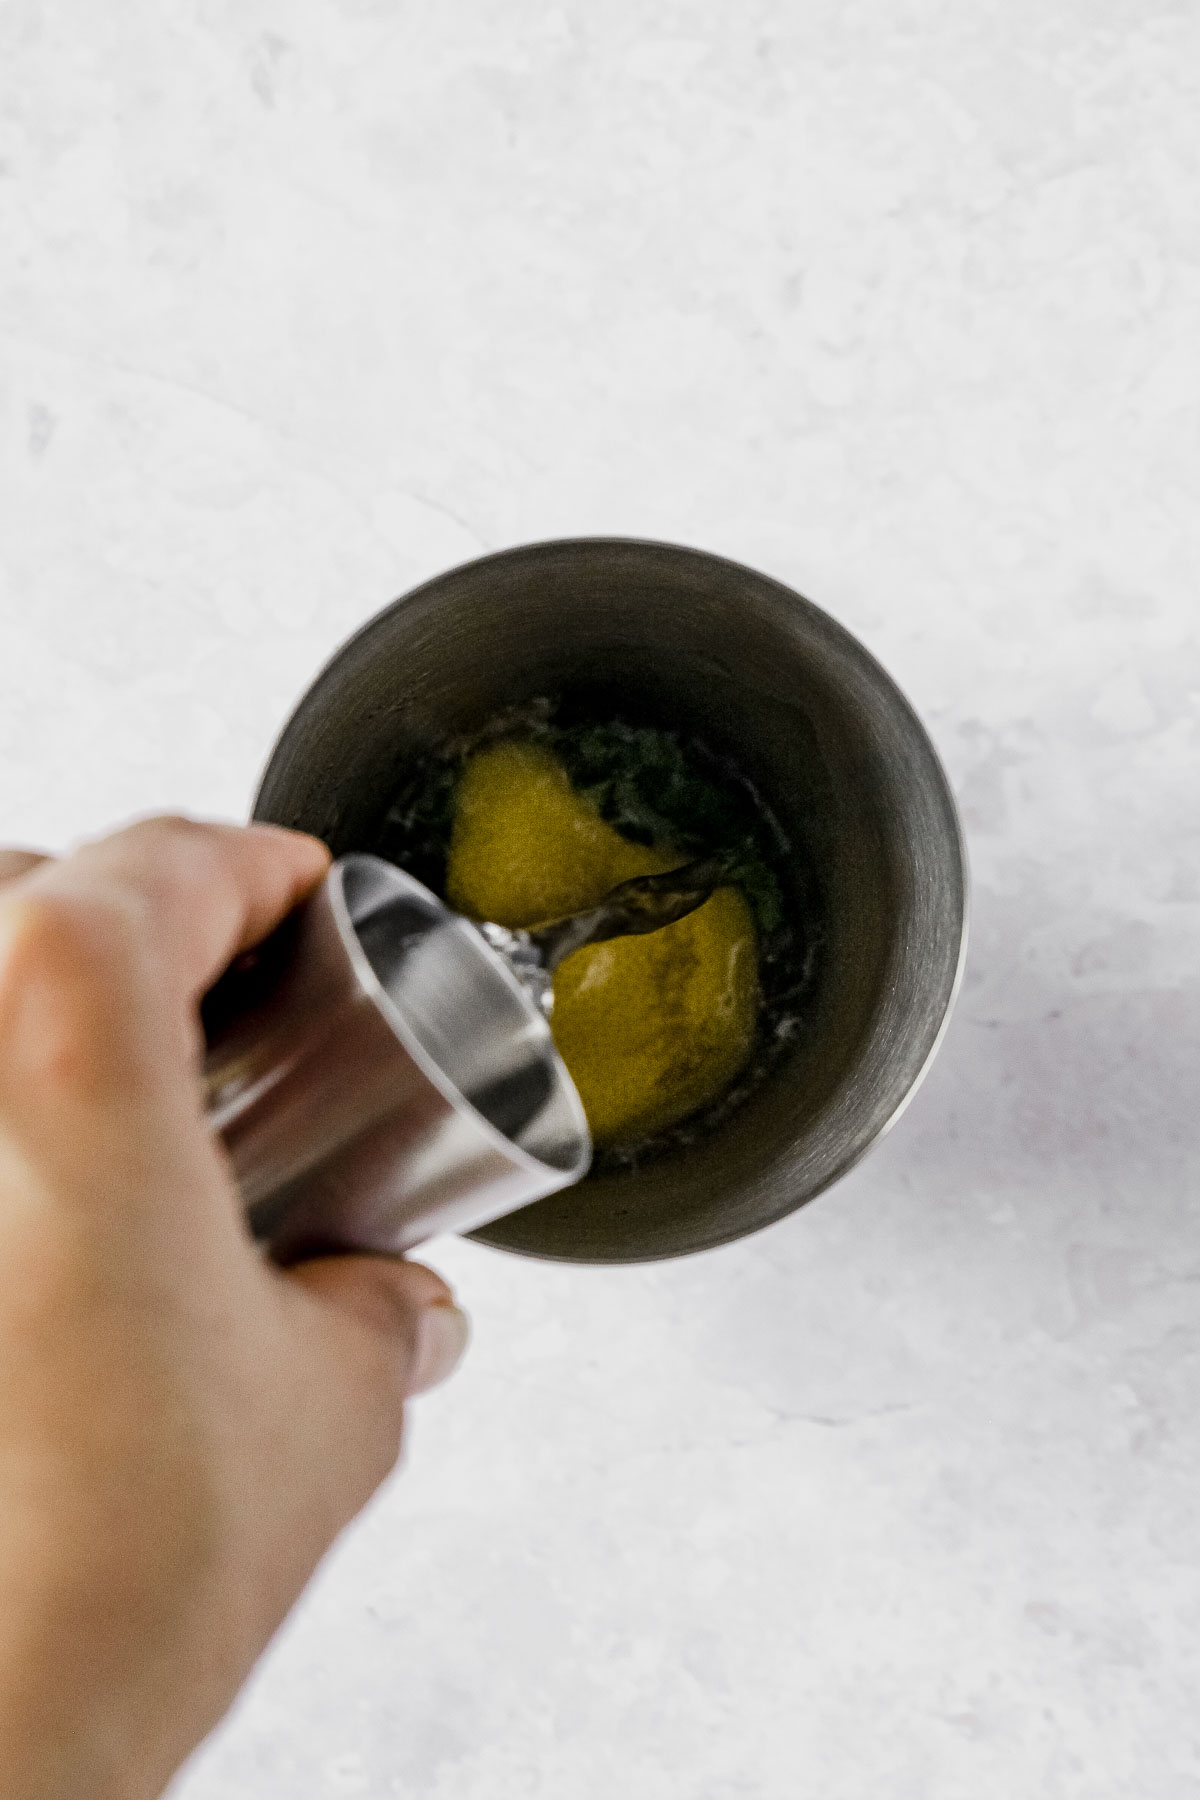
{"left": 2, "top": 3, "right": 1199, "bottom": 1795}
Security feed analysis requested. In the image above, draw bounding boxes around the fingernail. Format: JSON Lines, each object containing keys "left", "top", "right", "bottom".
{"left": 408, "top": 1300, "right": 471, "bottom": 1395}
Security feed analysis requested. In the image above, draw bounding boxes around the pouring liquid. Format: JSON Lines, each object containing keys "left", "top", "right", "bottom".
{"left": 446, "top": 739, "right": 760, "bottom": 1150}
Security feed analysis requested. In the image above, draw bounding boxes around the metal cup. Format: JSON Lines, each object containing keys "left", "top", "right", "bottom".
{"left": 200, "top": 853, "right": 590, "bottom": 1262}
{"left": 248, "top": 537, "right": 968, "bottom": 1265}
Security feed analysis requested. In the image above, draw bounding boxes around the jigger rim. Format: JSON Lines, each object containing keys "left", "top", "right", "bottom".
{"left": 327, "top": 853, "right": 593, "bottom": 1183}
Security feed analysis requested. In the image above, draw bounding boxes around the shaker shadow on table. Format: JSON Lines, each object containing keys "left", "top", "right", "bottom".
{"left": 229, "top": 536, "right": 967, "bottom": 1265}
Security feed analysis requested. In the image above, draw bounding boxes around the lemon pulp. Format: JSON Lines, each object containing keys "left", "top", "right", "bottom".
{"left": 445, "top": 737, "right": 760, "bottom": 1147}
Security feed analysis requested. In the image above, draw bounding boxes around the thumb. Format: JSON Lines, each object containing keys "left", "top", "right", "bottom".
{"left": 267, "top": 1254, "right": 471, "bottom": 1551}
{"left": 286, "top": 1253, "right": 472, "bottom": 1399}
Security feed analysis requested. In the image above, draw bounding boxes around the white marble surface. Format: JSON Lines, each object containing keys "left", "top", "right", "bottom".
{"left": 3, "top": 2, "right": 1200, "bottom": 1794}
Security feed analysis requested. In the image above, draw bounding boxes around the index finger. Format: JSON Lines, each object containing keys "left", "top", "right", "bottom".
{"left": 0, "top": 850, "right": 54, "bottom": 885}
{"left": 21, "top": 813, "right": 333, "bottom": 1019}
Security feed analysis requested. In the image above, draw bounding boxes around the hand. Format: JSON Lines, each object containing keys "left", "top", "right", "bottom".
{"left": 0, "top": 816, "right": 471, "bottom": 1800}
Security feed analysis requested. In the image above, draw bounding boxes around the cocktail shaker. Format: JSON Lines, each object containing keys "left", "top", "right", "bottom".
{"left": 248, "top": 537, "right": 968, "bottom": 1265}
{"left": 200, "top": 853, "right": 591, "bottom": 1263}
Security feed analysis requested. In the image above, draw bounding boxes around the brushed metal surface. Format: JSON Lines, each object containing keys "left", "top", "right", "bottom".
{"left": 250, "top": 537, "right": 968, "bottom": 1264}
{"left": 201, "top": 855, "right": 590, "bottom": 1262}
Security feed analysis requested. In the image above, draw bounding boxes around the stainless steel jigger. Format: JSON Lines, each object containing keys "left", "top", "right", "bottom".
{"left": 199, "top": 854, "right": 591, "bottom": 1263}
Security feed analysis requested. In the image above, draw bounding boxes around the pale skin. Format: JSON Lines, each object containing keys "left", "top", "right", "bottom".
{"left": 0, "top": 814, "right": 471, "bottom": 1800}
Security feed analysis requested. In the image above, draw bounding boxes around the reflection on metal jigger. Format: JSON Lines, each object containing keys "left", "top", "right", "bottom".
{"left": 199, "top": 854, "right": 591, "bottom": 1264}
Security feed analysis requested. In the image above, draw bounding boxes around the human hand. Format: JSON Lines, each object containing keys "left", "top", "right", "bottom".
{"left": 0, "top": 816, "right": 471, "bottom": 1800}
